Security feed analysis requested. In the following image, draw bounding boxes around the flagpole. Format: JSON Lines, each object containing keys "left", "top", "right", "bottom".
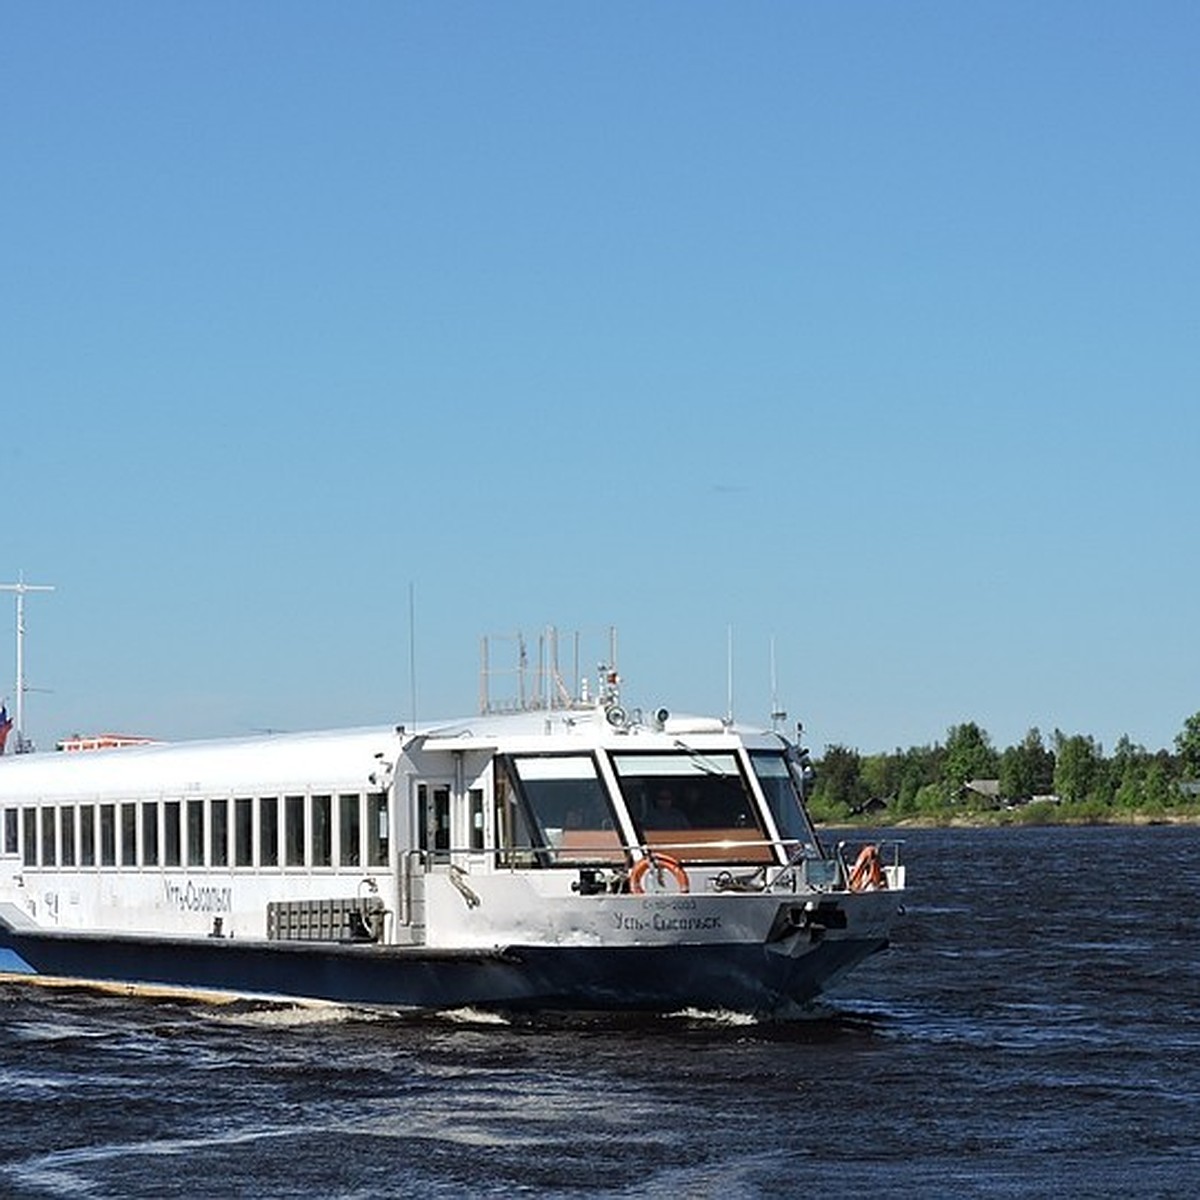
{"left": 1, "top": 573, "right": 56, "bottom": 753}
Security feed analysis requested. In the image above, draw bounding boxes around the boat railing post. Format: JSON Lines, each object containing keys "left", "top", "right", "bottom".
{"left": 834, "top": 839, "right": 850, "bottom": 889}
{"left": 399, "top": 848, "right": 424, "bottom": 928}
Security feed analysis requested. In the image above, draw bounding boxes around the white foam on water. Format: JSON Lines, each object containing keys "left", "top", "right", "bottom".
{"left": 203, "top": 999, "right": 364, "bottom": 1029}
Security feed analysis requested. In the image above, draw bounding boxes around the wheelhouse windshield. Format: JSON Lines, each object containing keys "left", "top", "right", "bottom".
{"left": 497, "top": 754, "right": 624, "bottom": 865}
{"left": 749, "top": 750, "right": 822, "bottom": 858}
{"left": 610, "top": 750, "right": 772, "bottom": 864}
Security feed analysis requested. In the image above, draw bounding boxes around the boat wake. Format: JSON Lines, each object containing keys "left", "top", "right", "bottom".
{"left": 202, "top": 998, "right": 363, "bottom": 1029}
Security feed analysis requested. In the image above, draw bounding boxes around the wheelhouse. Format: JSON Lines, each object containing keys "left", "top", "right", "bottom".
{"left": 453, "top": 717, "right": 827, "bottom": 886}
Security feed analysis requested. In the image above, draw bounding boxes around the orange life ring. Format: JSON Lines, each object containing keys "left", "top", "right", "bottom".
{"left": 629, "top": 853, "right": 690, "bottom": 894}
{"left": 848, "top": 844, "right": 885, "bottom": 892}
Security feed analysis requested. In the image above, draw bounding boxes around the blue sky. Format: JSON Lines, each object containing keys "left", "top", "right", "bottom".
{"left": 3, "top": 2, "right": 1197, "bottom": 756}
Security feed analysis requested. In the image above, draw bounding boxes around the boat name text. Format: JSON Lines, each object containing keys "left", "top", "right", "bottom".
{"left": 164, "top": 878, "right": 233, "bottom": 915}
{"left": 613, "top": 912, "right": 723, "bottom": 933}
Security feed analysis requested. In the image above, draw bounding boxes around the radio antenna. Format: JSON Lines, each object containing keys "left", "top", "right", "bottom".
{"left": 408, "top": 581, "right": 417, "bottom": 732}
{"left": 726, "top": 624, "right": 734, "bottom": 726}
{"left": 770, "top": 634, "right": 787, "bottom": 731}
{"left": 1, "top": 572, "right": 56, "bottom": 753}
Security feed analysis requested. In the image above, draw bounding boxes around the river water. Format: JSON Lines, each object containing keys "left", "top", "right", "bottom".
{"left": 1, "top": 825, "right": 1197, "bottom": 1198}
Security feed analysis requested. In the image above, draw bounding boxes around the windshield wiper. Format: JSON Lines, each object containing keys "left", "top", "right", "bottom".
{"left": 672, "top": 739, "right": 729, "bottom": 776}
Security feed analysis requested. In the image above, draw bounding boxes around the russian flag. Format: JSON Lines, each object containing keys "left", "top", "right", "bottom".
{"left": 0, "top": 704, "right": 11, "bottom": 754}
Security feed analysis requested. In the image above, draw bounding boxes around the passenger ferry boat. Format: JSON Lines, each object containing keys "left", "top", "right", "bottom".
{"left": 0, "top": 671, "right": 904, "bottom": 1016}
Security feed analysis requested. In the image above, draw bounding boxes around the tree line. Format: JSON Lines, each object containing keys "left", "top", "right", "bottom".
{"left": 806, "top": 712, "right": 1200, "bottom": 824}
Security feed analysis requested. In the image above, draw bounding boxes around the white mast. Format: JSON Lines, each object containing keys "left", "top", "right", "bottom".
{"left": 1, "top": 573, "right": 55, "bottom": 753}
{"left": 726, "top": 624, "right": 734, "bottom": 726}
{"left": 769, "top": 634, "right": 787, "bottom": 731}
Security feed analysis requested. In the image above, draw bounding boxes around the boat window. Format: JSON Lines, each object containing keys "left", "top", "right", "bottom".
{"left": 234, "top": 798, "right": 253, "bottom": 866}
{"left": 211, "top": 799, "right": 228, "bottom": 867}
{"left": 260, "top": 797, "right": 279, "bottom": 867}
{"left": 122, "top": 803, "right": 138, "bottom": 867}
{"left": 493, "top": 760, "right": 538, "bottom": 867}
{"left": 80, "top": 806, "right": 95, "bottom": 867}
{"left": 285, "top": 795, "right": 305, "bottom": 867}
{"left": 163, "top": 802, "right": 181, "bottom": 866}
{"left": 22, "top": 807, "right": 36, "bottom": 866}
{"left": 100, "top": 804, "right": 117, "bottom": 867}
{"left": 186, "top": 800, "right": 205, "bottom": 867}
{"left": 41, "top": 808, "right": 57, "bottom": 867}
{"left": 142, "top": 802, "right": 159, "bottom": 866}
{"left": 468, "top": 787, "right": 485, "bottom": 852}
{"left": 4, "top": 807, "right": 17, "bottom": 856}
{"left": 339, "top": 794, "right": 360, "bottom": 867}
{"left": 366, "top": 792, "right": 388, "bottom": 866}
{"left": 312, "top": 794, "right": 333, "bottom": 867}
{"left": 60, "top": 806, "right": 76, "bottom": 867}
{"left": 749, "top": 750, "right": 821, "bottom": 857}
{"left": 504, "top": 754, "right": 623, "bottom": 865}
{"left": 417, "top": 783, "right": 451, "bottom": 861}
{"left": 611, "top": 750, "right": 771, "bottom": 864}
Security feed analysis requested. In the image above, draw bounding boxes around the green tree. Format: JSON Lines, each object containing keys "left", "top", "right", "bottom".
{"left": 911, "top": 781, "right": 950, "bottom": 813}
{"left": 1113, "top": 767, "right": 1140, "bottom": 810}
{"left": 943, "top": 722, "right": 998, "bottom": 791}
{"left": 999, "top": 727, "right": 1055, "bottom": 800}
{"left": 1053, "top": 731, "right": 1107, "bottom": 805}
{"left": 894, "top": 743, "right": 943, "bottom": 813}
{"left": 1143, "top": 760, "right": 1174, "bottom": 811}
{"left": 860, "top": 751, "right": 902, "bottom": 804}
{"left": 810, "top": 744, "right": 868, "bottom": 816}
{"left": 1174, "top": 712, "right": 1200, "bottom": 779}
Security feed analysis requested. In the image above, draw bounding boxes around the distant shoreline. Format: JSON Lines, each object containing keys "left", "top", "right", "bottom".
{"left": 818, "top": 811, "right": 1200, "bottom": 830}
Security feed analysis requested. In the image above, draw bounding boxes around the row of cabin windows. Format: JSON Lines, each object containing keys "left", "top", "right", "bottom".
{"left": 3, "top": 793, "right": 389, "bottom": 871}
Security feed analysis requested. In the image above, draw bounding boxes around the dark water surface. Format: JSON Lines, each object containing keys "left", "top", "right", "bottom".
{"left": 2, "top": 825, "right": 1198, "bottom": 1198}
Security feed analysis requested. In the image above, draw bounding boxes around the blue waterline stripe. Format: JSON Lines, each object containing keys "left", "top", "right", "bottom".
{"left": 0, "top": 948, "right": 36, "bottom": 974}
